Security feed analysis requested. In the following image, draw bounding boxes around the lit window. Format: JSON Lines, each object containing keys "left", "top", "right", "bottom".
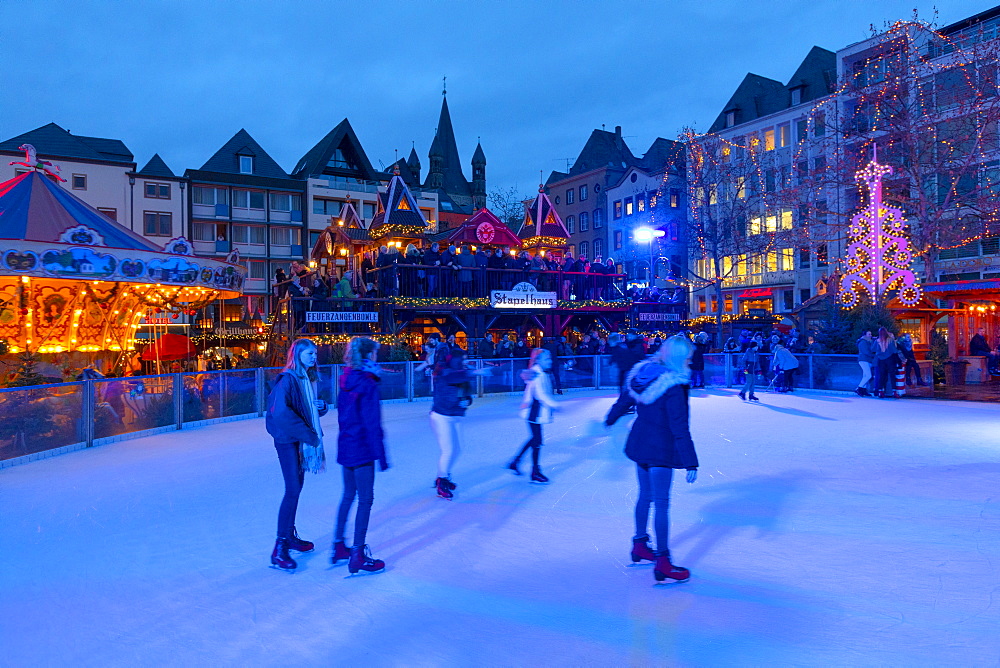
{"left": 767, "top": 252, "right": 778, "bottom": 273}
{"left": 722, "top": 146, "right": 731, "bottom": 162}
{"left": 764, "top": 129, "right": 775, "bottom": 151}
{"left": 781, "top": 210, "right": 793, "bottom": 229}
{"left": 239, "top": 156, "right": 253, "bottom": 174}
{"left": 723, "top": 256, "right": 733, "bottom": 275}
{"left": 737, "top": 255, "right": 747, "bottom": 275}
{"left": 778, "top": 124, "right": 790, "bottom": 147}
{"left": 670, "top": 190, "right": 680, "bottom": 208}
{"left": 614, "top": 231, "right": 622, "bottom": 249}
{"left": 781, "top": 248, "right": 795, "bottom": 271}
{"left": 613, "top": 200, "right": 622, "bottom": 219}
{"left": 749, "top": 217, "right": 762, "bottom": 235}
{"left": 765, "top": 215, "right": 778, "bottom": 233}
{"left": 625, "top": 198, "right": 633, "bottom": 216}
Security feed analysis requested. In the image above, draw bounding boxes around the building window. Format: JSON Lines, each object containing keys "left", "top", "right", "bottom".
{"left": 269, "top": 192, "right": 301, "bottom": 211}
{"left": 97, "top": 207, "right": 117, "bottom": 221}
{"left": 670, "top": 189, "right": 680, "bottom": 208}
{"left": 192, "top": 222, "right": 223, "bottom": 241}
{"left": 71, "top": 174, "right": 87, "bottom": 190}
{"left": 698, "top": 296, "right": 707, "bottom": 312}
{"left": 233, "top": 189, "right": 265, "bottom": 209}
{"left": 799, "top": 248, "right": 811, "bottom": 268}
{"left": 783, "top": 290, "right": 794, "bottom": 311}
{"left": 613, "top": 200, "right": 622, "bottom": 219}
{"left": 791, "top": 87, "right": 803, "bottom": 106}
{"left": 232, "top": 225, "right": 266, "bottom": 245}
{"left": 555, "top": 196, "right": 560, "bottom": 205}
{"left": 594, "top": 238, "right": 603, "bottom": 258}
{"left": 781, "top": 248, "right": 794, "bottom": 271}
{"left": 725, "top": 111, "right": 736, "bottom": 128}
{"left": 566, "top": 215, "right": 575, "bottom": 234}
{"left": 579, "top": 212, "right": 589, "bottom": 231}
{"left": 242, "top": 259, "right": 266, "bottom": 280}
{"left": 239, "top": 156, "right": 253, "bottom": 174}
{"left": 637, "top": 194, "right": 645, "bottom": 213}
{"left": 814, "top": 113, "right": 826, "bottom": 137}
{"left": 625, "top": 198, "right": 633, "bottom": 216}
{"left": 817, "top": 244, "right": 829, "bottom": 266}
{"left": 313, "top": 198, "right": 343, "bottom": 216}
{"left": 566, "top": 188, "right": 574, "bottom": 205}
{"left": 778, "top": 123, "right": 790, "bottom": 147}
{"left": 192, "top": 186, "right": 228, "bottom": 205}
{"left": 614, "top": 230, "right": 622, "bottom": 250}
{"left": 579, "top": 241, "right": 589, "bottom": 258}
{"left": 764, "top": 129, "right": 775, "bottom": 151}
{"left": 269, "top": 226, "right": 298, "bottom": 247}
{"left": 593, "top": 209, "right": 602, "bottom": 228}
{"left": 580, "top": 185, "right": 588, "bottom": 201}
{"left": 144, "top": 182, "right": 171, "bottom": 199}
{"left": 143, "top": 211, "right": 172, "bottom": 236}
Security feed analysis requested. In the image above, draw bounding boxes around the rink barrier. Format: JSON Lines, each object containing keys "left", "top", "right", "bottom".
{"left": 0, "top": 354, "right": 899, "bottom": 467}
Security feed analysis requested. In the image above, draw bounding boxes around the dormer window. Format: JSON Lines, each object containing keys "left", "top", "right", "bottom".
{"left": 239, "top": 156, "right": 253, "bottom": 174}
{"left": 790, "top": 87, "right": 803, "bottom": 106}
{"left": 725, "top": 110, "right": 736, "bottom": 128}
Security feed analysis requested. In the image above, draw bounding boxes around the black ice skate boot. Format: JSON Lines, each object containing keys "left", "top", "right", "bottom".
{"left": 653, "top": 552, "right": 690, "bottom": 584}
{"left": 331, "top": 540, "right": 351, "bottom": 565}
{"left": 270, "top": 537, "right": 297, "bottom": 572}
{"left": 738, "top": 391, "right": 746, "bottom": 401}
{"left": 287, "top": 527, "right": 314, "bottom": 553}
{"left": 748, "top": 394, "right": 760, "bottom": 402}
{"left": 530, "top": 467, "right": 550, "bottom": 484}
{"left": 348, "top": 544, "right": 385, "bottom": 575}
{"left": 507, "top": 457, "right": 523, "bottom": 476}
{"left": 435, "top": 477, "right": 454, "bottom": 500}
{"left": 631, "top": 535, "right": 656, "bottom": 564}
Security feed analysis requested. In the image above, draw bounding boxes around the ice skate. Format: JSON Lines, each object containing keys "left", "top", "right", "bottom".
{"left": 530, "top": 467, "right": 549, "bottom": 484}
{"left": 287, "top": 527, "right": 314, "bottom": 553}
{"left": 738, "top": 391, "right": 746, "bottom": 401}
{"left": 330, "top": 540, "right": 351, "bottom": 566}
{"left": 630, "top": 535, "right": 656, "bottom": 564}
{"left": 748, "top": 394, "right": 760, "bottom": 402}
{"left": 653, "top": 553, "right": 689, "bottom": 584}
{"left": 507, "top": 458, "right": 522, "bottom": 476}
{"left": 348, "top": 544, "right": 385, "bottom": 575}
{"left": 435, "top": 477, "right": 454, "bottom": 500}
{"left": 270, "top": 537, "right": 297, "bottom": 572}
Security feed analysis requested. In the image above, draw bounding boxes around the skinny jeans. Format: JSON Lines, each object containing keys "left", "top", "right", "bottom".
{"left": 857, "top": 361, "right": 873, "bottom": 389}
{"left": 875, "top": 358, "right": 896, "bottom": 395}
{"left": 334, "top": 462, "right": 375, "bottom": 546}
{"left": 635, "top": 464, "right": 674, "bottom": 554}
{"left": 430, "top": 410, "right": 463, "bottom": 478}
{"left": 514, "top": 422, "right": 543, "bottom": 468}
{"left": 274, "top": 441, "right": 304, "bottom": 540}
{"left": 741, "top": 368, "right": 757, "bottom": 395}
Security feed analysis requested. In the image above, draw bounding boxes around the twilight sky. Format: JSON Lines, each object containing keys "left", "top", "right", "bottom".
{"left": 0, "top": 1, "right": 991, "bottom": 199}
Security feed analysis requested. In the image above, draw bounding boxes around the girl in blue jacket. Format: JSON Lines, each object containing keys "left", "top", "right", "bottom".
{"left": 334, "top": 337, "right": 389, "bottom": 575}
{"left": 265, "top": 338, "right": 328, "bottom": 571}
{"left": 430, "top": 344, "right": 489, "bottom": 499}
{"left": 606, "top": 335, "right": 699, "bottom": 584}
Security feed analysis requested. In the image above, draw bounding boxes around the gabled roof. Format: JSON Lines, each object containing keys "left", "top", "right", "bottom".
{"left": 339, "top": 201, "right": 363, "bottom": 228}
{"left": 425, "top": 96, "right": 471, "bottom": 197}
{"left": 199, "top": 129, "right": 290, "bottom": 179}
{"left": 709, "top": 73, "right": 788, "bottom": 132}
{"left": 292, "top": 118, "right": 381, "bottom": 180}
{"left": 136, "top": 153, "right": 176, "bottom": 178}
{"left": 472, "top": 141, "right": 486, "bottom": 166}
{"left": 638, "top": 138, "right": 685, "bottom": 173}
{"left": 0, "top": 171, "right": 161, "bottom": 250}
{"left": 519, "top": 188, "right": 569, "bottom": 240}
{"left": 785, "top": 46, "right": 837, "bottom": 104}
{"left": 448, "top": 208, "right": 521, "bottom": 247}
{"left": 406, "top": 147, "right": 421, "bottom": 171}
{"left": 569, "top": 128, "right": 637, "bottom": 175}
{"left": 0, "top": 122, "right": 135, "bottom": 165}
{"left": 370, "top": 174, "right": 428, "bottom": 231}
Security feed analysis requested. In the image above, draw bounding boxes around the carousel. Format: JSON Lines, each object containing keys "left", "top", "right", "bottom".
{"left": 0, "top": 155, "right": 245, "bottom": 374}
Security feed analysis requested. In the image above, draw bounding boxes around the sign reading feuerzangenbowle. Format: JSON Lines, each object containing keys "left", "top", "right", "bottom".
{"left": 306, "top": 311, "right": 379, "bottom": 322}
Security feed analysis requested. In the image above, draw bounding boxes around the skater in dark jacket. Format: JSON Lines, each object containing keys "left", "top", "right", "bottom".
{"left": 738, "top": 341, "right": 761, "bottom": 401}
{"left": 690, "top": 332, "right": 709, "bottom": 388}
{"left": 265, "top": 338, "right": 328, "bottom": 571}
{"left": 334, "top": 337, "right": 389, "bottom": 575}
{"left": 605, "top": 335, "right": 699, "bottom": 584}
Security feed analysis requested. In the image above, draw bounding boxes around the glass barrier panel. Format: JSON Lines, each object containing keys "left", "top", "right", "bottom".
{"left": 220, "top": 370, "right": 258, "bottom": 417}
{"left": 0, "top": 382, "right": 85, "bottom": 461}
{"left": 598, "top": 355, "right": 619, "bottom": 389}
{"left": 413, "top": 361, "right": 435, "bottom": 399}
{"left": 98, "top": 375, "right": 175, "bottom": 438}
{"left": 481, "top": 359, "right": 516, "bottom": 394}
{"left": 559, "top": 355, "right": 596, "bottom": 390}
{"left": 182, "top": 373, "right": 222, "bottom": 423}
{"left": 376, "top": 362, "right": 408, "bottom": 400}
{"left": 703, "top": 354, "right": 727, "bottom": 387}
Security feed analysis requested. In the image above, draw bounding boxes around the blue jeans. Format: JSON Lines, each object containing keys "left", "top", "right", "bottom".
{"left": 635, "top": 464, "right": 674, "bottom": 554}
{"left": 275, "top": 441, "right": 304, "bottom": 539}
{"left": 335, "top": 463, "right": 375, "bottom": 546}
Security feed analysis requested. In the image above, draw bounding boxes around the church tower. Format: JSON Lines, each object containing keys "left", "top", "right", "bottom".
{"left": 471, "top": 141, "right": 486, "bottom": 209}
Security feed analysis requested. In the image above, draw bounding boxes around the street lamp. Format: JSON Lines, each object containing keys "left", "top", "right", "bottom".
{"left": 634, "top": 227, "right": 665, "bottom": 284}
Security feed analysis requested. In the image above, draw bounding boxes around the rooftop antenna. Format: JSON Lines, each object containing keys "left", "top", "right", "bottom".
{"left": 442, "top": 75, "right": 447, "bottom": 96}
{"left": 394, "top": 148, "right": 399, "bottom": 163}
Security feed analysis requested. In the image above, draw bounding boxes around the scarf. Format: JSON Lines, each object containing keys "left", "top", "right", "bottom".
{"left": 296, "top": 372, "right": 326, "bottom": 474}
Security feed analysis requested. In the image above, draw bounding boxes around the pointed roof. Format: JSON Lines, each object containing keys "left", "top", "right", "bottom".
{"left": 293, "top": 118, "right": 381, "bottom": 180}
{"left": 389, "top": 158, "right": 420, "bottom": 187}
{"left": 709, "top": 73, "right": 791, "bottom": 132}
{"left": 785, "top": 46, "right": 836, "bottom": 103}
{"left": 638, "top": 138, "right": 685, "bottom": 173}
{"left": 447, "top": 208, "right": 521, "bottom": 247}
{"left": 199, "top": 129, "right": 290, "bottom": 179}
{"left": 472, "top": 142, "right": 486, "bottom": 166}
{"left": 0, "top": 122, "right": 134, "bottom": 165}
{"left": 425, "top": 96, "right": 471, "bottom": 196}
{"left": 339, "top": 201, "right": 363, "bottom": 228}
{"left": 136, "top": 153, "right": 176, "bottom": 178}
{"left": 519, "top": 188, "right": 569, "bottom": 241}
{"left": 0, "top": 171, "right": 162, "bottom": 250}
{"left": 407, "top": 147, "right": 421, "bottom": 170}
{"left": 568, "top": 128, "right": 637, "bottom": 175}
{"left": 370, "top": 174, "right": 428, "bottom": 232}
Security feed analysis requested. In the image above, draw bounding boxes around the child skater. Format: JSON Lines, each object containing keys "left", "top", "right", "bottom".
{"left": 605, "top": 335, "right": 699, "bottom": 584}
{"left": 333, "top": 337, "right": 389, "bottom": 575}
{"left": 507, "top": 348, "right": 559, "bottom": 484}
{"left": 429, "top": 344, "right": 490, "bottom": 499}
{"left": 265, "top": 338, "right": 327, "bottom": 572}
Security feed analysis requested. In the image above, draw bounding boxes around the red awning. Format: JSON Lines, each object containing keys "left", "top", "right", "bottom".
{"left": 141, "top": 333, "right": 197, "bottom": 361}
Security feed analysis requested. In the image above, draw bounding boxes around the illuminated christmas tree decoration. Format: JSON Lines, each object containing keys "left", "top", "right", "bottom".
{"left": 839, "top": 152, "right": 922, "bottom": 308}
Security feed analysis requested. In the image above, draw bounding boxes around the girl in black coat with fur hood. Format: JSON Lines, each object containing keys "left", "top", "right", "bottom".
{"left": 606, "top": 335, "right": 699, "bottom": 584}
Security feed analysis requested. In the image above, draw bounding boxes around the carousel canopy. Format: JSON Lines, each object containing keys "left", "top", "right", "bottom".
{"left": 447, "top": 208, "right": 521, "bottom": 247}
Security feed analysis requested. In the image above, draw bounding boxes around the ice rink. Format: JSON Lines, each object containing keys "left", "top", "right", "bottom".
{"left": 2, "top": 387, "right": 999, "bottom": 666}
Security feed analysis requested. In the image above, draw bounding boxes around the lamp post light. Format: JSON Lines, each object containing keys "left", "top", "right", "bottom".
{"left": 634, "top": 227, "right": 665, "bottom": 285}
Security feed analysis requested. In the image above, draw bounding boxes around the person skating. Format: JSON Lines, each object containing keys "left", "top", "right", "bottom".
{"left": 771, "top": 342, "right": 799, "bottom": 392}
{"left": 690, "top": 332, "right": 709, "bottom": 388}
{"left": 334, "top": 337, "right": 390, "bottom": 575}
{"left": 856, "top": 330, "right": 874, "bottom": 396}
{"left": 605, "top": 335, "right": 699, "bottom": 584}
{"left": 429, "top": 344, "right": 489, "bottom": 499}
{"left": 737, "top": 340, "right": 761, "bottom": 401}
{"left": 873, "top": 328, "right": 901, "bottom": 398}
{"left": 507, "top": 348, "right": 559, "bottom": 483}
{"left": 265, "top": 338, "right": 328, "bottom": 571}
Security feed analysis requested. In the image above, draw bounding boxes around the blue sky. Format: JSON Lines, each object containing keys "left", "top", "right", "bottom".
{"left": 0, "top": 1, "right": 991, "bottom": 198}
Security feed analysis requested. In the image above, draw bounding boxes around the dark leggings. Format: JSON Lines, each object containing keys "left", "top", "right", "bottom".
{"left": 635, "top": 464, "right": 674, "bottom": 554}
{"left": 513, "top": 422, "right": 543, "bottom": 468}
{"left": 875, "top": 358, "right": 896, "bottom": 395}
{"left": 275, "top": 441, "right": 304, "bottom": 539}
{"left": 335, "top": 463, "right": 375, "bottom": 546}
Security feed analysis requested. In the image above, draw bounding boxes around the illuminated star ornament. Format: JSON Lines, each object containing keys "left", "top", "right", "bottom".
{"left": 839, "top": 152, "right": 922, "bottom": 308}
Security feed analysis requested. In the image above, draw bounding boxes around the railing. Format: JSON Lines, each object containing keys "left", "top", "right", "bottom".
{"left": 0, "top": 353, "right": 913, "bottom": 467}
{"left": 365, "top": 264, "right": 628, "bottom": 301}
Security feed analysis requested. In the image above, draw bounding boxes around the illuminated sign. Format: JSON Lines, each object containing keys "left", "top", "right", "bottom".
{"left": 490, "top": 282, "right": 556, "bottom": 308}
{"left": 306, "top": 311, "right": 378, "bottom": 322}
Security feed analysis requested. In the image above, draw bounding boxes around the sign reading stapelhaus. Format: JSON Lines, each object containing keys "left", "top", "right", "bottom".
{"left": 490, "top": 282, "right": 557, "bottom": 309}
{"left": 306, "top": 311, "right": 379, "bottom": 323}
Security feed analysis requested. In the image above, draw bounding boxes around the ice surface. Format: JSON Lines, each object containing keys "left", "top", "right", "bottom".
{"left": 2, "top": 388, "right": 999, "bottom": 666}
